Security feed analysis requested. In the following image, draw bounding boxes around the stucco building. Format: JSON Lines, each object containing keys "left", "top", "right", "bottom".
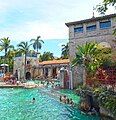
{"left": 38, "top": 59, "right": 70, "bottom": 78}
{"left": 38, "top": 59, "right": 70, "bottom": 88}
{"left": 13, "top": 57, "right": 70, "bottom": 81}
{"left": 65, "top": 14, "right": 116, "bottom": 88}
{"left": 13, "top": 56, "right": 39, "bottom": 80}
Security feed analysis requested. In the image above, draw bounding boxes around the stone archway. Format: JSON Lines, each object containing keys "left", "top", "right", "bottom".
{"left": 26, "top": 72, "right": 31, "bottom": 80}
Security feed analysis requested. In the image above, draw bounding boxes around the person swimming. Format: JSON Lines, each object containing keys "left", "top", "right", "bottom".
{"left": 62, "top": 95, "right": 67, "bottom": 104}
{"left": 69, "top": 98, "right": 74, "bottom": 106}
{"left": 66, "top": 98, "right": 70, "bottom": 104}
{"left": 32, "top": 97, "right": 35, "bottom": 103}
{"left": 59, "top": 96, "right": 62, "bottom": 102}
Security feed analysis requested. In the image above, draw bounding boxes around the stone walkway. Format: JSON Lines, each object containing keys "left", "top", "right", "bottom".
{"left": 0, "top": 81, "right": 24, "bottom": 88}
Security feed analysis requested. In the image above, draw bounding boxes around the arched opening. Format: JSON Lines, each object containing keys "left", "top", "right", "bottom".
{"left": 26, "top": 72, "right": 31, "bottom": 80}
{"left": 45, "top": 68, "right": 48, "bottom": 78}
{"left": 59, "top": 67, "right": 69, "bottom": 89}
{"left": 52, "top": 67, "right": 57, "bottom": 78}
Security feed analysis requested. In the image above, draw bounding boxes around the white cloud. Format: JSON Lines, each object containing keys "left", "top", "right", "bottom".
{"left": 0, "top": 0, "right": 115, "bottom": 41}
{"left": 0, "top": 21, "right": 68, "bottom": 41}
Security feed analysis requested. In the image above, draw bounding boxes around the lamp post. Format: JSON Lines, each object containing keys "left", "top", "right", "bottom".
{"left": 69, "top": 64, "right": 73, "bottom": 89}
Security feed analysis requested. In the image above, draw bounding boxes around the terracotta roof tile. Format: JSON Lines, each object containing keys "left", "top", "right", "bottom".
{"left": 39, "top": 59, "right": 70, "bottom": 65}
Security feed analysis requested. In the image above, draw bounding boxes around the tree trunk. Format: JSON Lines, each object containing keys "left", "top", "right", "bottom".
{"left": 37, "top": 49, "right": 39, "bottom": 58}
{"left": 8, "top": 58, "right": 10, "bottom": 72}
{"left": 83, "top": 65, "right": 86, "bottom": 86}
{"left": 4, "top": 49, "right": 7, "bottom": 74}
{"left": 24, "top": 53, "right": 26, "bottom": 80}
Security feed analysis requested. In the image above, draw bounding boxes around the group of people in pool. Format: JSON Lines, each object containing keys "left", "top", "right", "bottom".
{"left": 32, "top": 95, "right": 74, "bottom": 105}
{"left": 59, "top": 95, "right": 74, "bottom": 106}
{"left": 32, "top": 95, "right": 74, "bottom": 106}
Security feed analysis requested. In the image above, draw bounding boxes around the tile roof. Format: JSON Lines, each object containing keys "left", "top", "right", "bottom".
{"left": 65, "top": 13, "right": 116, "bottom": 27}
{"left": 39, "top": 59, "right": 70, "bottom": 65}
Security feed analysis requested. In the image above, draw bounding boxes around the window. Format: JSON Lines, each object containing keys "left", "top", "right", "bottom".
{"left": 74, "top": 27, "right": 83, "bottom": 33}
{"left": 27, "top": 61, "right": 30, "bottom": 64}
{"left": 100, "top": 21, "right": 111, "bottom": 29}
{"left": 86, "top": 25, "right": 96, "bottom": 31}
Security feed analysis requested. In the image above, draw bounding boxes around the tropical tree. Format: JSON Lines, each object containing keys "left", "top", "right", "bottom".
{"left": 30, "top": 36, "right": 44, "bottom": 57}
{"left": 17, "top": 41, "right": 32, "bottom": 80}
{"left": 6, "top": 49, "right": 15, "bottom": 72}
{"left": 6, "top": 48, "right": 20, "bottom": 72}
{"left": 0, "top": 37, "right": 14, "bottom": 73}
{"left": 61, "top": 43, "right": 69, "bottom": 59}
{"left": 39, "top": 51, "right": 54, "bottom": 62}
{"left": 0, "top": 56, "right": 4, "bottom": 65}
{"left": 72, "top": 42, "right": 100, "bottom": 85}
{"left": 96, "top": 0, "right": 116, "bottom": 34}
{"left": 96, "top": 0, "right": 116, "bottom": 14}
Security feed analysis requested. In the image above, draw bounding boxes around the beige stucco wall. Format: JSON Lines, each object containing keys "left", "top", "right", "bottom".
{"left": 38, "top": 64, "right": 69, "bottom": 78}
{"left": 13, "top": 56, "right": 38, "bottom": 80}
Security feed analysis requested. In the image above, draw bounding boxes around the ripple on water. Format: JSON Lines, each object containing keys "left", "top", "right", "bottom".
{"left": 0, "top": 88, "right": 100, "bottom": 120}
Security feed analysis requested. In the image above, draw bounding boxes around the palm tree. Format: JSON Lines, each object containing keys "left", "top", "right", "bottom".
{"left": 61, "top": 43, "right": 69, "bottom": 59}
{"left": 30, "top": 36, "right": 44, "bottom": 57}
{"left": 17, "top": 41, "right": 32, "bottom": 80}
{"left": 0, "top": 37, "right": 14, "bottom": 73}
{"left": 72, "top": 42, "right": 100, "bottom": 85}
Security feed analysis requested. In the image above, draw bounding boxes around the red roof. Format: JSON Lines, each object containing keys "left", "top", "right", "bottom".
{"left": 39, "top": 59, "right": 70, "bottom": 65}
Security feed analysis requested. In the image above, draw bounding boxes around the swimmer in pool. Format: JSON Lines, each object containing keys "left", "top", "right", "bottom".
{"left": 32, "top": 97, "right": 35, "bottom": 103}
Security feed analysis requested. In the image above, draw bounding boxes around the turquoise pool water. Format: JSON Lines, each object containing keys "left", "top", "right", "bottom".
{"left": 0, "top": 88, "right": 100, "bottom": 120}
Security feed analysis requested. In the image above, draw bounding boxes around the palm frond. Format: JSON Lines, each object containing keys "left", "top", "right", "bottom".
{"left": 30, "top": 36, "right": 44, "bottom": 53}
{"left": 30, "top": 39, "right": 36, "bottom": 42}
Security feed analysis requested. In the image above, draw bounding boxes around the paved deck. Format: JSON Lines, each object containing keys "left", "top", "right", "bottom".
{"left": 0, "top": 82, "right": 24, "bottom": 88}
{"left": 0, "top": 82, "right": 44, "bottom": 88}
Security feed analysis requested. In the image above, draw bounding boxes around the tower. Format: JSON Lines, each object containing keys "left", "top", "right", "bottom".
{"left": 13, "top": 55, "right": 38, "bottom": 80}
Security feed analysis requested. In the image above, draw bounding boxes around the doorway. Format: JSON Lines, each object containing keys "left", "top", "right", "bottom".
{"left": 26, "top": 72, "right": 31, "bottom": 80}
{"left": 52, "top": 67, "right": 57, "bottom": 78}
{"left": 45, "top": 68, "right": 48, "bottom": 78}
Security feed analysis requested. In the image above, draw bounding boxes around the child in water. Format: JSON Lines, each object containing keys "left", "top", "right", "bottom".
{"left": 69, "top": 98, "right": 74, "bottom": 106}
{"left": 32, "top": 98, "right": 35, "bottom": 103}
{"left": 60, "top": 96, "right": 62, "bottom": 102}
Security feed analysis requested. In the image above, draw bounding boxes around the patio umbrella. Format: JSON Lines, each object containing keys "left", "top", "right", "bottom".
{"left": 0, "top": 64, "right": 9, "bottom": 67}
{"left": 0, "top": 64, "right": 9, "bottom": 73}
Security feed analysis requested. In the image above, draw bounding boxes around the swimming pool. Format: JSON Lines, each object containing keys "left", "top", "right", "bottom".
{"left": 0, "top": 88, "right": 100, "bottom": 120}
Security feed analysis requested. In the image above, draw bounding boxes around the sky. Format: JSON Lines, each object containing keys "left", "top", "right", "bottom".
{"left": 0, "top": 0, "right": 115, "bottom": 57}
